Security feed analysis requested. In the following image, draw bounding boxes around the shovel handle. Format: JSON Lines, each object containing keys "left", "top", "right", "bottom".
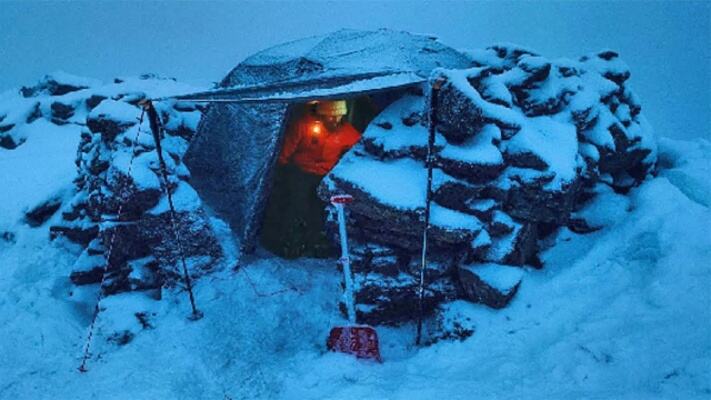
{"left": 331, "top": 194, "right": 356, "bottom": 325}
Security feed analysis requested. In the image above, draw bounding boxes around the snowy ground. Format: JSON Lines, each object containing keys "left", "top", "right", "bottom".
{"left": 1, "top": 117, "right": 709, "bottom": 398}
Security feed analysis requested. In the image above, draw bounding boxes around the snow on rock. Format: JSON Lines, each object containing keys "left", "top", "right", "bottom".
{"left": 148, "top": 180, "right": 202, "bottom": 214}
{"left": 428, "top": 300, "right": 477, "bottom": 342}
{"left": 19, "top": 71, "right": 101, "bottom": 98}
{"left": 502, "top": 115, "right": 580, "bottom": 187}
{"left": 276, "top": 148, "right": 710, "bottom": 397}
{"left": 0, "top": 119, "right": 80, "bottom": 255}
{"left": 580, "top": 49, "right": 631, "bottom": 84}
{"left": 435, "top": 67, "right": 524, "bottom": 142}
{"left": 23, "top": 192, "right": 65, "bottom": 228}
{"left": 458, "top": 263, "right": 524, "bottom": 308}
{"left": 9, "top": 74, "right": 227, "bottom": 298}
{"left": 89, "top": 98, "right": 142, "bottom": 123}
{"left": 0, "top": 96, "right": 41, "bottom": 148}
{"left": 437, "top": 123, "right": 505, "bottom": 183}
{"left": 470, "top": 262, "right": 525, "bottom": 292}
{"left": 329, "top": 156, "right": 425, "bottom": 210}
{"left": 483, "top": 220, "right": 538, "bottom": 266}
{"left": 360, "top": 94, "right": 446, "bottom": 161}
{"left": 319, "top": 43, "right": 654, "bottom": 324}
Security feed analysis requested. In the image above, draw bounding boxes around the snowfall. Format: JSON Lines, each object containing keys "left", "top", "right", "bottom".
{"left": 0, "top": 77, "right": 709, "bottom": 400}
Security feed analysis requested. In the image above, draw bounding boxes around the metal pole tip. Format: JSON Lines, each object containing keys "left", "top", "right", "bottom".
{"left": 188, "top": 310, "right": 204, "bottom": 321}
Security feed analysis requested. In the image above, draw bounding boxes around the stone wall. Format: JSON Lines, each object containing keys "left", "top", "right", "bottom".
{"left": 319, "top": 45, "right": 657, "bottom": 325}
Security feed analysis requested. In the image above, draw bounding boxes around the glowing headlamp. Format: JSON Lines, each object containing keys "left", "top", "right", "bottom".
{"left": 311, "top": 122, "right": 322, "bottom": 136}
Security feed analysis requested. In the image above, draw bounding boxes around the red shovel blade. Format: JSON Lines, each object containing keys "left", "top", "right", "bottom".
{"left": 327, "top": 326, "right": 382, "bottom": 362}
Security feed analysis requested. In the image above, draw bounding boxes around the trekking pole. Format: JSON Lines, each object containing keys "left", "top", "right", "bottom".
{"left": 141, "top": 100, "right": 202, "bottom": 321}
{"left": 416, "top": 77, "right": 445, "bottom": 346}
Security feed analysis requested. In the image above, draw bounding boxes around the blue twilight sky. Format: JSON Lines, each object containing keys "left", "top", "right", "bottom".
{"left": 1, "top": 0, "right": 708, "bottom": 139}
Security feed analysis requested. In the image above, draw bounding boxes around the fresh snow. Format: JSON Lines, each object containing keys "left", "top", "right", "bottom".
{"left": 362, "top": 94, "right": 446, "bottom": 153}
{"left": 430, "top": 204, "right": 483, "bottom": 231}
{"left": 656, "top": 137, "right": 710, "bottom": 208}
{"left": 242, "top": 72, "right": 425, "bottom": 102}
{"left": 238, "top": 29, "right": 472, "bottom": 81}
{"left": 439, "top": 68, "right": 525, "bottom": 128}
{"left": 110, "top": 150, "right": 161, "bottom": 191}
{"left": 504, "top": 115, "right": 580, "bottom": 188}
{"left": 462, "top": 263, "right": 524, "bottom": 293}
{"left": 89, "top": 99, "right": 141, "bottom": 124}
{"left": 0, "top": 96, "right": 40, "bottom": 129}
{"left": 471, "top": 227, "right": 492, "bottom": 248}
{"left": 332, "top": 156, "right": 483, "bottom": 233}
{"left": 439, "top": 123, "right": 503, "bottom": 165}
{"left": 0, "top": 119, "right": 80, "bottom": 226}
{"left": 41, "top": 71, "right": 103, "bottom": 89}
{"left": 0, "top": 75, "right": 709, "bottom": 399}
{"left": 485, "top": 222, "right": 524, "bottom": 263}
{"left": 331, "top": 156, "right": 426, "bottom": 210}
{"left": 148, "top": 181, "right": 202, "bottom": 214}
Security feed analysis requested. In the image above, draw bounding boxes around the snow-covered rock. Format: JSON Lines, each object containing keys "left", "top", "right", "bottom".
{"left": 458, "top": 263, "right": 524, "bottom": 308}
{"left": 19, "top": 71, "right": 101, "bottom": 98}
{"left": 0, "top": 74, "right": 228, "bottom": 297}
{"left": 319, "top": 43, "right": 656, "bottom": 324}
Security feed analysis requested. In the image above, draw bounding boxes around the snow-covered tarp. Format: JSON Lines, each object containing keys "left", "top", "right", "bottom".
{"left": 185, "top": 29, "right": 472, "bottom": 252}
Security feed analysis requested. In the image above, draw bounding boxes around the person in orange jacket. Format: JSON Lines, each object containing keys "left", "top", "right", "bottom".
{"left": 278, "top": 100, "right": 361, "bottom": 175}
{"left": 261, "top": 100, "right": 362, "bottom": 258}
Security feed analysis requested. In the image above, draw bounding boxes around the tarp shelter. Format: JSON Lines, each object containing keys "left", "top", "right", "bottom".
{"left": 179, "top": 29, "right": 473, "bottom": 253}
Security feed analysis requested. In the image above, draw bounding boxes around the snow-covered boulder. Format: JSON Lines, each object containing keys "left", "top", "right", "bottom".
{"left": 23, "top": 195, "right": 64, "bottom": 227}
{"left": 458, "top": 263, "right": 523, "bottom": 308}
{"left": 34, "top": 75, "right": 224, "bottom": 296}
{"left": 86, "top": 100, "right": 139, "bottom": 142}
{"left": 349, "top": 243, "right": 460, "bottom": 325}
{"left": 319, "top": 43, "right": 656, "bottom": 325}
{"left": 19, "top": 72, "right": 100, "bottom": 98}
{"left": 0, "top": 98, "right": 41, "bottom": 149}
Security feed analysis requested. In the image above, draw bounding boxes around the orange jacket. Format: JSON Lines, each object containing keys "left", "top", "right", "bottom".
{"left": 278, "top": 114, "right": 361, "bottom": 176}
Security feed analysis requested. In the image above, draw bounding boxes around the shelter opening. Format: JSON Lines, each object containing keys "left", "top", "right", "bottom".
{"left": 260, "top": 97, "right": 377, "bottom": 259}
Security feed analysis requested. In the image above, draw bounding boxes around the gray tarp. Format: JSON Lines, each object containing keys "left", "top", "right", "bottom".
{"left": 180, "top": 29, "right": 474, "bottom": 254}
{"left": 184, "top": 102, "right": 289, "bottom": 253}
{"left": 183, "top": 74, "right": 426, "bottom": 253}
{"left": 172, "top": 72, "right": 425, "bottom": 103}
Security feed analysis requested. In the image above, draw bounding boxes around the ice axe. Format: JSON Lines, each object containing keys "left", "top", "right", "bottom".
{"left": 326, "top": 194, "right": 382, "bottom": 362}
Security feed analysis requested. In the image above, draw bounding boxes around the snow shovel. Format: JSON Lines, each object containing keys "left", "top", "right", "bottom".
{"left": 326, "top": 194, "right": 382, "bottom": 362}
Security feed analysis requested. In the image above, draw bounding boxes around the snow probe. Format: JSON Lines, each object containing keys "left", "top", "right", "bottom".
{"left": 326, "top": 194, "right": 382, "bottom": 362}
{"left": 416, "top": 77, "right": 445, "bottom": 346}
